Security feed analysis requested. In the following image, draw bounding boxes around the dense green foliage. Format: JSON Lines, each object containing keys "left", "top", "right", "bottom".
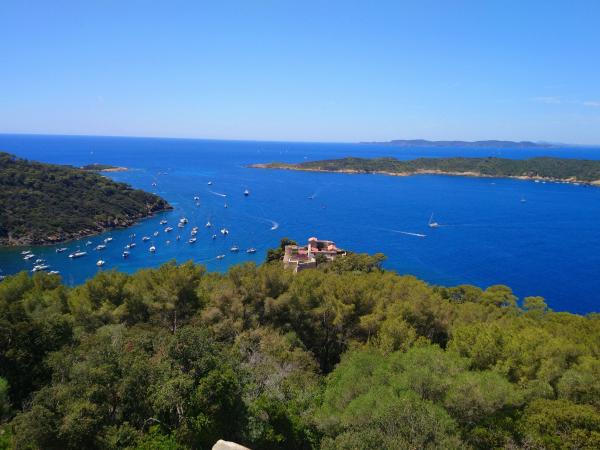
{"left": 81, "top": 164, "right": 122, "bottom": 171}
{"left": 1, "top": 249, "right": 599, "bottom": 449}
{"left": 259, "top": 156, "right": 600, "bottom": 183}
{"left": 0, "top": 153, "right": 171, "bottom": 246}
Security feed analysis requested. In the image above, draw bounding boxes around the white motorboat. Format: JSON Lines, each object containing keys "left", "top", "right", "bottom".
{"left": 69, "top": 251, "right": 87, "bottom": 258}
{"left": 96, "top": 260, "right": 106, "bottom": 267}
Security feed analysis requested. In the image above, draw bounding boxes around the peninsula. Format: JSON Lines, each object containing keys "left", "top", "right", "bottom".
{"left": 81, "top": 163, "right": 129, "bottom": 172}
{"left": 251, "top": 156, "right": 600, "bottom": 185}
{"left": 360, "top": 139, "right": 558, "bottom": 148}
{"left": 0, "top": 152, "right": 171, "bottom": 246}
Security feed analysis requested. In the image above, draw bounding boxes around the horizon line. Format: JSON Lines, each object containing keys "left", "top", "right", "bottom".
{"left": 0, "top": 131, "right": 598, "bottom": 148}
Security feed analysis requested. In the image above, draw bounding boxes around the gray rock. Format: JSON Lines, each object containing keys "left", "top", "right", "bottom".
{"left": 212, "top": 440, "right": 250, "bottom": 450}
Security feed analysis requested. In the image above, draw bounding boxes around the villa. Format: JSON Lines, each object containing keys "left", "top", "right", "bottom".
{"left": 283, "top": 237, "right": 346, "bottom": 272}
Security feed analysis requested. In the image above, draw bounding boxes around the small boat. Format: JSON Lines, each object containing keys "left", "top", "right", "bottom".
{"left": 104, "top": 237, "right": 113, "bottom": 243}
{"left": 56, "top": 247, "right": 68, "bottom": 253}
{"left": 224, "top": 203, "right": 228, "bottom": 208}
{"left": 122, "top": 251, "right": 130, "bottom": 258}
{"left": 21, "top": 250, "right": 32, "bottom": 255}
{"left": 188, "top": 237, "right": 197, "bottom": 244}
{"left": 48, "top": 270, "right": 60, "bottom": 275}
{"left": 152, "top": 182, "right": 157, "bottom": 187}
{"left": 96, "top": 260, "right": 106, "bottom": 267}
{"left": 35, "top": 258, "right": 45, "bottom": 264}
{"left": 220, "top": 228, "right": 229, "bottom": 235}
{"left": 85, "top": 241, "right": 93, "bottom": 246}
{"left": 180, "top": 217, "right": 188, "bottom": 224}
{"left": 244, "top": 189, "right": 249, "bottom": 196}
{"left": 521, "top": 197, "right": 527, "bottom": 203}
{"left": 191, "top": 229, "right": 197, "bottom": 236}
{"left": 246, "top": 248, "right": 257, "bottom": 254}
{"left": 176, "top": 235, "right": 181, "bottom": 241}
{"left": 31, "top": 264, "right": 50, "bottom": 272}
{"left": 216, "top": 254, "right": 225, "bottom": 260}
{"left": 165, "top": 226, "right": 173, "bottom": 232}
{"left": 207, "top": 181, "right": 213, "bottom": 185}
{"left": 178, "top": 222, "right": 185, "bottom": 228}
{"left": 212, "top": 234, "right": 217, "bottom": 240}
{"left": 428, "top": 213, "right": 440, "bottom": 228}
{"left": 166, "top": 240, "right": 171, "bottom": 245}
{"left": 205, "top": 221, "right": 212, "bottom": 228}
{"left": 142, "top": 236, "right": 150, "bottom": 241}
{"left": 69, "top": 251, "right": 87, "bottom": 258}
{"left": 160, "top": 219, "right": 168, "bottom": 225}
{"left": 230, "top": 245, "right": 239, "bottom": 252}
{"left": 193, "top": 196, "right": 200, "bottom": 201}
{"left": 192, "top": 226, "right": 199, "bottom": 231}
{"left": 129, "top": 242, "right": 136, "bottom": 248}
{"left": 124, "top": 244, "right": 131, "bottom": 250}
{"left": 23, "top": 254, "right": 35, "bottom": 260}
{"left": 149, "top": 246, "right": 156, "bottom": 253}
{"left": 153, "top": 231, "right": 159, "bottom": 237}
{"left": 129, "top": 233, "right": 136, "bottom": 239}
{"left": 95, "top": 244, "right": 106, "bottom": 251}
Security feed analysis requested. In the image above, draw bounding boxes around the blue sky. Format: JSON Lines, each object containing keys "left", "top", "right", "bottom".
{"left": 1, "top": 1, "right": 599, "bottom": 144}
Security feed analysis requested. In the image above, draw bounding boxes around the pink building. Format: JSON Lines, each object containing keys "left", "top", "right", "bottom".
{"left": 283, "top": 237, "right": 345, "bottom": 272}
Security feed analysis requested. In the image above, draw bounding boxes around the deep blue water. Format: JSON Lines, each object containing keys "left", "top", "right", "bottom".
{"left": 1, "top": 134, "right": 599, "bottom": 314}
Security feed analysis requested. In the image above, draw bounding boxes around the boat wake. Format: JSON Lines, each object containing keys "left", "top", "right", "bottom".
{"left": 209, "top": 190, "right": 227, "bottom": 197}
{"left": 387, "top": 229, "right": 427, "bottom": 238}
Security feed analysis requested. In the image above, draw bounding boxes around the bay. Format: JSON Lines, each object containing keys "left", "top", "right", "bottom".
{"left": 1, "top": 134, "right": 599, "bottom": 313}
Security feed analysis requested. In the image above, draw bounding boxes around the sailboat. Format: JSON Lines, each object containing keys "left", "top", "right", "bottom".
{"left": 244, "top": 189, "right": 250, "bottom": 196}
{"left": 428, "top": 213, "right": 440, "bottom": 228}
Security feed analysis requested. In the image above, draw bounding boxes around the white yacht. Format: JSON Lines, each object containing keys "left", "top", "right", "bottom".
{"left": 428, "top": 213, "right": 440, "bottom": 228}
{"left": 23, "top": 254, "right": 35, "bottom": 260}
{"left": 244, "top": 189, "right": 250, "bottom": 196}
{"left": 153, "top": 231, "right": 159, "bottom": 237}
{"left": 207, "top": 181, "right": 213, "bottom": 185}
{"left": 104, "top": 237, "right": 113, "bottom": 243}
{"left": 56, "top": 247, "right": 68, "bottom": 253}
{"left": 246, "top": 248, "right": 257, "bottom": 254}
{"left": 122, "top": 251, "right": 130, "bottom": 258}
{"left": 69, "top": 251, "right": 87, "bottom": 258}
{"left": 149, "top": 246, "right": 156, "bottom": 253}
{"left": 216, "top": 254, "right": 225, "bottom": 260}
{"left": 31, "top": 264, "right": 50, "bottom": 272}
{"left": 96, "top": 260, "right": 106, "bottom": 267}
{"left": 95, "top": 244, "right": 106, "bottom": 251}
{"left": 188, "top": 237, "right": 197, "bottom": 244}
{"left": 160, "top": 219, "right": 168, "bottom": 225}
{"left": 165, "top": 226, "right": 173, "bottom": 232}
{"left": 230, "top": 245, "right": 239, "bottom": 252}
{"left": 205, "top": 221, "right": 212, "bottom": 228}
{"left": 142, "top": 236, "right": 151, "bottom": 241}
{"left": 220, "top": 228, "right": 229, "bottom": 235}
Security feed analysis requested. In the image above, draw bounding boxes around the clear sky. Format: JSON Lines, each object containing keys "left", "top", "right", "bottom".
{"left": 1, "top": 1, "right": 599, "bottom": 144}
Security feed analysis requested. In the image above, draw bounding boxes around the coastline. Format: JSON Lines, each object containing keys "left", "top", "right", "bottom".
{"left": 0, "top": 203, "right": 172, "bottom": 248}
{"left": 249, "top": 163, "right": 600, "bottom": 187}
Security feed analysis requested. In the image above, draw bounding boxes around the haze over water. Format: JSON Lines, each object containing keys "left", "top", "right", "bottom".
{"left": 1, "top": 134, "right": 599, "bottom": 314}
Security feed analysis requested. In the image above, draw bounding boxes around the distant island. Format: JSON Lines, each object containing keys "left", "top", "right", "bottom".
{"left": 0, "top": 152, "right": 171, "bottom": 246}
{"left": 360, "top": 139, "right": 558, "bottom": 148}
{"left": 252, "top": 156, "right": 600, "bottom": 185}
{"left": 81, "top": 163, "right": 129, "bottom": 172}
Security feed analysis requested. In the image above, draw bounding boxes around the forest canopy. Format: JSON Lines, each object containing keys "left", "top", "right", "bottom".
{"left": 0, "top": 152, "right": 171, "bottom": 246}
{"left": 1, "top": 248, "right": 599, "bottom": 449}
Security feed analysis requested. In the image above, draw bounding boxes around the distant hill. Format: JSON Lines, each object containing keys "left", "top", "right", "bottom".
{"left": 0, "top": 152, "right": 171, "bottom": 246}
{"left": 361, "top": 139, "right": 558, "bottom": 148}
{"left": 252, "top": 156, "right": 600, "bottom": 185}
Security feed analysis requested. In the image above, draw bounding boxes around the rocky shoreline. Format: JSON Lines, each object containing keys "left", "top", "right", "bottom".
{"left": 249, "top": 163, "right": 600, "bottom": 187}
{"left": 0, "top": 201, "right": 172, "bottom": 247}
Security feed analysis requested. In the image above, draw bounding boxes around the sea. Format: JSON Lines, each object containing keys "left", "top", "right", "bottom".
{"left": 1, "top": 134, "right": 599, "bottom": 314}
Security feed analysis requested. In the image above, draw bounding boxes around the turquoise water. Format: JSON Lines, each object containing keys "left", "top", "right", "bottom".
{"left": 1, "top": 134, "right": 599, "bottom": 314}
